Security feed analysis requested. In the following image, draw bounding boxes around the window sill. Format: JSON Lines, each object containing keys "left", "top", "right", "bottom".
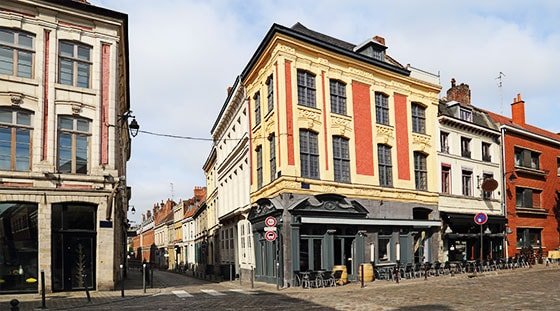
{"left": 264, "top": 110, "right": 274, "bottom": 122}
{"left": 54, "top": 83, "right": 96, "bottom": 95}
{"left": 375, "top": 122, "right": 393, "bottom": 128}
{"left": 251, "top": 122, "right": 262, "bottom": 132}
{"left": 514, "top": 166, "right": 547, "bottom": 177}
{"left": 0, "top": 74, "right": 39, "bottom": 86}
{"left": 331, "top": 112, "right": 352, "bottom": 120}
{"left": 298, "top": 104, "right": 321, "bottom": 112}
{"left": 515, "top": 207, "right": 548, "bottom": 215}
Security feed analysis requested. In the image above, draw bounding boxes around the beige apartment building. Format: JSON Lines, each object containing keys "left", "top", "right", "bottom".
{"left": 0, "top": 0, "right": 132, "bottom": 292}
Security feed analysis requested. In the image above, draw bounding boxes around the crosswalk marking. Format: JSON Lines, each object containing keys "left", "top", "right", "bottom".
{"left": 229, "top": 289, "right": 256, "bottom": 295}
{"left": 172, "top": 290, "right": 193, "bottom": 298}
{"left": 201, "top": 289, "right": 226, "bottom": 296}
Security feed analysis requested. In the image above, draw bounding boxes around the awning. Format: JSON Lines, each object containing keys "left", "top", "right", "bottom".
{"left": 442, "top": 212, "right": 507, "bottom": 225}
{"left": 300, "top": 216, "right": 441, "bottom": 227}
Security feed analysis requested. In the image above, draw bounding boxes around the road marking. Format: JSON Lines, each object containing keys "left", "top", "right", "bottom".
{"left": 229, "top": 289, "right": 257, "bottom": 295}
{"left": 172, "top": 290, "right": 193, "bottom": 298}
{"left": 201, "top": 289, "right": 226, "bottom": 296}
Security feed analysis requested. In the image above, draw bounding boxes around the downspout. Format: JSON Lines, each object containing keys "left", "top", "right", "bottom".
{"left": 106, "top": 179, "right": 121, "bottom": 221}
{"left": 500, "top": 126, "right": 508, "bottom": 257}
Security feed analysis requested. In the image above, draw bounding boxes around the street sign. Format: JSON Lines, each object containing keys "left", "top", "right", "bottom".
{"left": 264, "top": 226, "right": 277, "bottom": 232}
{"left": 474, "top": 212, "right": 488, "bottom": 225}
{"left": 265, "top": 230, "right": 277, "bottom": 242}
{"left": 265, "top": 216, "right": 277, "bottom": 227}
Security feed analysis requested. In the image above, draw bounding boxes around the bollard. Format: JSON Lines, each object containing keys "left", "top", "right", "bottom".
{"left": 251, "top": 267, "right": 254, "bottom": 289}
{"left": 10, "top": 299, "right": 19, "bottom": 311}
{"left": 239, "top": 265, "right": 242, "bottom": 285}
{"left": 40, "top": 270, "right": 46, "bottom": 309}
{"left": 230, "top": 263, "right": 233, "bottom": 282}
{"left": 120, "top": 264, "right": 124, "bottom": 297}
{"left": 142, "top": 264, "right": 146, "bottom": 293}
{"left": 84, "top": 274, "right": 91, "bottom": 303}
{"left": 276, "top": 261, "right": 280, "bottom": 290}
{"left": 361, "top": 264, "right": 364, "bottom": 288}
{"left": 424, "top": 263, "right": 428, "bottom": 280}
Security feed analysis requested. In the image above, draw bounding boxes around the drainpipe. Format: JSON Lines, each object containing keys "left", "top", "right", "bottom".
{"left": 500, "top": 126, "right": 508, "bottom": 258}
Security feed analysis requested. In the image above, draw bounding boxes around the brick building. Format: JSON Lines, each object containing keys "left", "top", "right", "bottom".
{"left": 487, "top": 94, "right": 560, "bottom": 257}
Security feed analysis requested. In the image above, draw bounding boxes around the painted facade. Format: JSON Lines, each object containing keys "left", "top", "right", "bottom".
{"left": 243, "top": 23, "right": 441, "bottom": 286}
{"left": 0, "top": 0, "right": 131, "bottom": 292}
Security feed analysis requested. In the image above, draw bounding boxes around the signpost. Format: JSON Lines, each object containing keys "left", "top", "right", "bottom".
{"left": 474, "top": 212, "right": 488, "bottom": 263}
{"left": 264, "top": 216, "right": 279, "bottom": 289}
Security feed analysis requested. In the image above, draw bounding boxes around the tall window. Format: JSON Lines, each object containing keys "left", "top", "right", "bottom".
{"left": 0, "top": 108, "right": 32, "bottom": 171}
{"left": 514, "top": 147, "right": 540, "bottom": 170}
{"left": 440, "top": 132, "right": 449, "bottom": 153}
{"left": 269, "top": 134, "right": 276, "bottom": 181}
{"left": 375, "top": 93, "right": 390, "bottom": 125}
{"left": 253, "top": 92, "right": 261, "bottom": 126}
{"left": 441, "top": 165, "right": 450, "bottom": 194}
{"left": 462, "top": 170, "right": 472, "bottom": 196}
{"left": 57, "top": 116, "right": 90, "bottom": 174}
{"left": 330, "top": 80, "right": 346, "bottom": 115}
{"left": 256, "top": 145, "right": 263, "bottom": 188}
{"left": 58, "top": 41, "right": 91, "bottom": 88}
{"left": 461, "top": 137, "right": 471, "bottom": 158}
{"left": 377, "top": 144, "right": 392, "bottom": 186}
{"left": 266, "top": 75, "right": 274, "bottom": 113}
{"left": 482, "top": 142, "right": 491, "bottom": 162}
{"left": 516, "top": 187, "right": 541, "bottom": 208}
{"left": 482, "top": 173, "right": 493, "bottom": 199}
{"left": 332, "top": 136, "right": 350, "bottom": 183}
{"left": 414, "top": 152, "right": 427, "bottom": 191}
{"left": 297, "top": 70, "right": 316, "bottom": 108}
{"left": 411, "top": 103, "right": 426, "bottom": 134}
{"left": 0, "top": 28, "right": 34, "bottom": 78}
{"left": 300, "top": 129, "right": 319, "bottom": 179}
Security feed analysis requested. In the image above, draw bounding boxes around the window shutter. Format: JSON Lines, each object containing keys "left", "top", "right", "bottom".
{"left": 523, "top": 189, "right": 533, "bottom": 208}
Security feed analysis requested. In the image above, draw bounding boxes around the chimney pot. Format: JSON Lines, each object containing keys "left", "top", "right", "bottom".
{"left": 373, "top": 35, "right": 385, "bottom": 46}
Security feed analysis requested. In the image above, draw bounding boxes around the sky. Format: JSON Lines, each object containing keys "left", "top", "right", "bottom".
{"left": 91, "top": 0, "right": 560, "bottom": 224}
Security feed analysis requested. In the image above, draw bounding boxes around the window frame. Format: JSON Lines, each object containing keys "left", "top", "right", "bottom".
{"left": 482, "top": 142, "right": 491, "bottom": 162}
{"left": 332, "top": 135, "right": 350, "bottom": 183}
{"left": 269, "top": 134, "right": 276, "bottom": 182}
{"left": 516, "top": 228, "right": 542, "bottom": 248}
{"left": 329, "top": 79, "right": 347, "bottom": 115}
{"left": 57, "top": 115, "right": 91, "bottom": 174}
{"left": 297, "top": 70, "right": 316, "bottom": 108}
{"left": 0, "top": 28, "right": 35, "bottom": 78}
{"left": 441, "top": 165, "right": 451, "bottom": 194}
{"left": 461, "top": 137, "right": 471, "bottom": 158}
{"left": 375, "top": 92, "right": 390, "bottom": 125}
{"left": 0, "top": 108, "right": 33, "bottom": 171}
{"left": 514, "top": 147, "right": 540, "bottom": 170}
{"left": 515, "top": 187, "right": 541, "bottom": 209}
{"left": 440, "top": 132, "right": 449, "bottom": 153}
{"left": 377, "top": 144, "right": 392, "bottom": 187}
{"left": 58, "top": 40, "right": 92, "bottom": 88}
{"left": 253, "top": 92, "right": 261, "bottom": 126}
{"left": 266, "top": 75, "right": 274, "bottom": 114}
{"left": 256, "top": 145, "right": 263, "bottom": 189}
{"left": 482, "top": 173, "right": 493, "bottom": 199}
{"left": 414, "top": 152, "right": 428, "bottom": 191}
{"left": 300, "top": 129, "right": 319, "bottom": 179}
{"left": 411, "top": 103, "right": 426, "bottom": 134}
{"left": 461, "top": 169, "right": 472, "bottom": 196}
{"left": 459, "top": 108, "right": 472, "bottom": 122}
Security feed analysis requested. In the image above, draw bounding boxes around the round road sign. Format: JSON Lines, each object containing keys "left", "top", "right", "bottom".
{"left": 474, "top": 212, "right": 488, "bottom": 225}
{"left": 265, "top": 216, "right": 277, "bottom": 227}
{"left": 265, "top": 230, "right": 277, "bottom": 242}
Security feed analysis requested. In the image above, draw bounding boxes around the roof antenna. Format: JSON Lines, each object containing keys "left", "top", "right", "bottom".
{"left": 496, "top": 72, "right": 506, "bottom": 114}
{"left": 170, "top": 182, "right": 174, "bottom": 201}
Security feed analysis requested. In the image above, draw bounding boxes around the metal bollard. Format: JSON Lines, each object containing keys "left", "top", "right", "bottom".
{"left": 251, "top": 267, "right": 254, "bottom": 289}
{"left": 120, "top": 264, "right": 124, "bottom": 297}
{"left": 424, "top": 263, "right": 428, "bottom": 280}
{"left": 230, "top": 263, "right": 233, "bottom": 282}
{"left": 84, "top": 274, "right": 91, "bottom": 303}
{"left": 150, "top": 266, "right": 154, "bottom": 288}
{"left": 142, "top": 264, "right": 146, "bottom": 293}
{"left": 361, "top": 264, "right": 364, "bottom": 288}
{"left": 239, "top": 265, "right": 242, "bottom": 285}
{"left": 10, "top": 299, "right": 19, "bottom": 311}
{"left": 40, "top": 270, "right": 46, "bottom": 309}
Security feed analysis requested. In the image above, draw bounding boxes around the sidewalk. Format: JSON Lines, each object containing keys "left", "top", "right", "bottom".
{"left": 0, "top": 269, "right": 160, "bottom": 311}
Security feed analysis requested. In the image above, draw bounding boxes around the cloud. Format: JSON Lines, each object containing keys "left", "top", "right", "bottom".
{"left": 93, "top": 0, "right": 560, "bottom": 222}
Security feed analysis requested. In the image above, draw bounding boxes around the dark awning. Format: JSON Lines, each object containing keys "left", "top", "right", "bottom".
{"left": 442, "top": 212, "right": 507, "bottom": 225}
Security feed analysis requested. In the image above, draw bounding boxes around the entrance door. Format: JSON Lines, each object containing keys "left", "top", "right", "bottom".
{"left": 61, "top": 234, "right": 95, "bottom": 290}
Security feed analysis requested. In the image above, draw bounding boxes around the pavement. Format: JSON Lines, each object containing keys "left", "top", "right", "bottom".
{"left": 1, "top": 264, "right": 559, "bottom": 310}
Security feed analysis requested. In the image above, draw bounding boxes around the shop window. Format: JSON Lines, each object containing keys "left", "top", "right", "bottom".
{"left": 516, "top": 228, "right": 541, "bottom": 248}
{"left": 378, "top": 237, "right": 391, "bottom": 262}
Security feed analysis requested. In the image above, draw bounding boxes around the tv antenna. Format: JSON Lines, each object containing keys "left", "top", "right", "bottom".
{"left": 496, "top": 72, "right": 506, "bottom": 114}
{"left": 170, "top": 182, "right": 174, "bottom": 201}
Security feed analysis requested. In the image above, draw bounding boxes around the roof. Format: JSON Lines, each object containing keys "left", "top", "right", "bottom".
{"left": 210, "top": 75, "right": 241, "bottom": 134}
{"left": 438, "top": 100, "right": 499, "bottom": 132}
{"left": 241, "top": 23, "right": 410, "bottom": 81}
{"left": 485, "top": 110, "right": 560, "bottom": 143}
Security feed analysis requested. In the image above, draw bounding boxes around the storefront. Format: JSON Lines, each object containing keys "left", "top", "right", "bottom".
{"left": 249, "top": 194, "right": 441, "bottom": 286}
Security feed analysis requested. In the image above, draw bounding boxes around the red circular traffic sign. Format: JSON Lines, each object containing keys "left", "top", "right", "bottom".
{"left": 265, "top": 230, "right": 277, "bottom": 242}
{"left": 474, "top": 212, "right": 488, "bottom": 225}
{"left": 265, "top": 216, "right": 277, "bottom": 227}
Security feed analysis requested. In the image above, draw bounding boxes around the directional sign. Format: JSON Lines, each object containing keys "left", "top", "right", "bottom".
{"left": 265, "top": 216, "right": 277, "bottom": 227}
{"left": 265, "top": 230, "right": 277, "bottom": 242}
{"left": 474, "top": 212, "right": 488, "bottom": 225}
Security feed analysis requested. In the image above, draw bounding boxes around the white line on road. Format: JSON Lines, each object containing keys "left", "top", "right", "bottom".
{"left": 229, "top": 289, "right": 257, "bottom": 295}
{"left": 201, "top": 289, "right": 226, "bottom": 296}
{"left": 172, "top": 290, "right": 193, "bottom": 298}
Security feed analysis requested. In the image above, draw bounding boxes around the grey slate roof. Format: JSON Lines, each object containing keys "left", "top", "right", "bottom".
{"left": 438, "top": 100, "right": 499, "bottom": 132}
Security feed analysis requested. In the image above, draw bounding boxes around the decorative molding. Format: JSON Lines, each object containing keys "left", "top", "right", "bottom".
{"left": 298, "top": 108, "right": 322, "bottom": 129}
{"left": 376, "top": 125, "right": 394, "bottom": 144}
{"left": 331, "top": 115, "right": 352, "bottom": 136}
{"left": 348, "top": 67, "right": 373, "bottom": 80}
{"left": 412, "top": 133, "right": 432, "bottom": 151}
{"left": 10, "top": 93, "right": 24, "bottom": 106}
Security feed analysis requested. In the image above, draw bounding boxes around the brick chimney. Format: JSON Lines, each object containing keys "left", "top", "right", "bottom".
{"left": 446, "top": 78, "right": 471, "bottom": 105}
{"left": 373, "top": 35, "right": 385, "bottom": 46}
{"left": 511, "top": 93, "right": 525, "bottom": 126}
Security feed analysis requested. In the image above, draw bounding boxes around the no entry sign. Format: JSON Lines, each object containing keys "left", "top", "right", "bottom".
{"left": 474, "top": 212, "right": 488, "bottom": 225}
{"left": 265, "top": 216, "right": 277, "bottom": 227}
{"left": 265, "top": 230, "right": 277, "bottom": 242}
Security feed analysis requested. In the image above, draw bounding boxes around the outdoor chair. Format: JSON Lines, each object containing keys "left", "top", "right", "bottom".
{"left": 321, "top": 271, "right": 335, "bottom": 287}
{"left": 413, "top": 263, "right": 423, "bottom": 278}
{"left": 403, "top": 263, "right": 414, "bottom": 279}
{"left": 293, "top": 271, "right": 302, "bottom": 287}
{"left": 332, "top": 269, "right": 343, "bottom": 285}
{"left": 443, "top": 261, "right": 452, "bottom": 275}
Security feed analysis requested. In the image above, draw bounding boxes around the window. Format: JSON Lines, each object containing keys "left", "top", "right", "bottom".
{"left": 557, "top": 158, "right": 560, "bottom": 176}
{"left": 378, "top": 144, "right": 392, "bottom": 186}
{"left": 300, "top": 130, "right": 319, "bottom": 179}
{"left": 459, "top": 108, "right": 472, "bottom": 122}
{"left": 58, "top": 41, "right": 91, "bottom": 88}
{"left": 414, "top": 152, "right": 427, "bottom": 191}
{"left": 256, "top": 145, "right": 263, "bottom": 188}
{"left": 57, "top": 116, "right": 90, "bottom": 174}
{"left": 462, "top": 170, "right": 472, "bottom": 196}
{"left": 440, "top": 132, "right": 449, "bottom": 153}
{"left": 333, "top": 136, "right": 350, "bottom": 183}
{"left": 482, "top": 142, "right": 491, "bottom": 162}
{"left": 516, "top": 228, "right": 542, "bottom": 248}
{"left": 514, "top": 147, "right": 540, "bottom": 170}
{"left": 330, "top": 80, "right": 346, "bottom": 115}
{"left": 375, "top": 93, "right": 390, "bottom": 125}
{"left": 482, "top": 173, "right": 493, "bottom": 199}
{"left": 266, "top": 75, "right": 274, "bottom": 113}
{"left": 378, "top": 237, "right": 391, "bottom": 262}
{"left": 297, "top": 70, "right": 316, "bottom": 108}
{"left": 0, "top": 108, "right": 32, "bottom": 171}
{"left": 441, "top": 165, "right": 450, "bottom": 194}
{"left": 269, "top": 134, "right": 276, "bottom": 181}
{"left": 411, "top": 103, "right": 426, "bottom": 134}
{"left": 253, "top": 92, "right": 261, "bottom": 126}
{"left": 0, "top": 28, "right": 34, "bottom": 78}
{"left": 461, "top": 137, "right": 471, "bottom": 158}
{"left": 516, "top": 187, "right": 541, "bottom": 209}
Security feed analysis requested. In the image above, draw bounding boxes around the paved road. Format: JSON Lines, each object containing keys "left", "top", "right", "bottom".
{"left": 82, "top": 266, "right": 560, "bottom": 311}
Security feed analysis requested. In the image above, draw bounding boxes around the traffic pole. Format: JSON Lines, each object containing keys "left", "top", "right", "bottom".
{"left": 142, "top": 264, "right": 146, "bottom": 293}
{"left": 120, "top": 264, "right": 124, "bottom": 297}
{"left": 40, "top": 270, "right": 46, "bottom": 309}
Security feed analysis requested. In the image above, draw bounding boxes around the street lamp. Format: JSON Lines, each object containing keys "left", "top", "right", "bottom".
{"left": 130, "top": 206, "right": 136, "bottom": 215}
{"left": 129, "top": 118, "right": 139, "bottom": 137}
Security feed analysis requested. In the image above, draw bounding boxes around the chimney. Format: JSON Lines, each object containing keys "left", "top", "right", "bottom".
{"left": 227, "top": 86, "right": 232, "bottom": 95}
{"left": 511, "top": 93, "right": 525, "bottom": 126}
{"left": 446, "top": 78, "right": 471, "bottom": 105}
{"left": 373, "top": 35, "right": 385, "bottom": 46}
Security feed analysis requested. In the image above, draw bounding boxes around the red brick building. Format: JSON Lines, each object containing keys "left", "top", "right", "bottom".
{"left": 487, "top": 94, "right": 560, "bottom": 257}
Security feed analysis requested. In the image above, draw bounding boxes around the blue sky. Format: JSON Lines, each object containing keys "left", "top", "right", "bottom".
{"left": 92, "top": 0, "right": 560, "bottom": 223}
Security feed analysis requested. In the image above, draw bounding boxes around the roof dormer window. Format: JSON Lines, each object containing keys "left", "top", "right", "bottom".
{"left": 459, "top": 107, "right": 472, "bottom": 122}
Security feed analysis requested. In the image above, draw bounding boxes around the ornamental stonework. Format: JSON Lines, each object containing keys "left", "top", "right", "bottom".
{"left": 331, "top": 115, "right": 352, "bottom": 136}
{"left": 348, "top": 67, "right": 374, "bottom": 80}
{"left": 298, "top": 108, "right": 322, "bottom": 129}
{"left": 376, "top": 125, "right": 394, "bottom": 144}
{"left": 412, "top": 133, "right": 432, "bottom": 151}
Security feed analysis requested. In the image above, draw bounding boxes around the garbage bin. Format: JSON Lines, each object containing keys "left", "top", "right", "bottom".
{"left": 332, "top": 265, "right": 348, "bottom": 285}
